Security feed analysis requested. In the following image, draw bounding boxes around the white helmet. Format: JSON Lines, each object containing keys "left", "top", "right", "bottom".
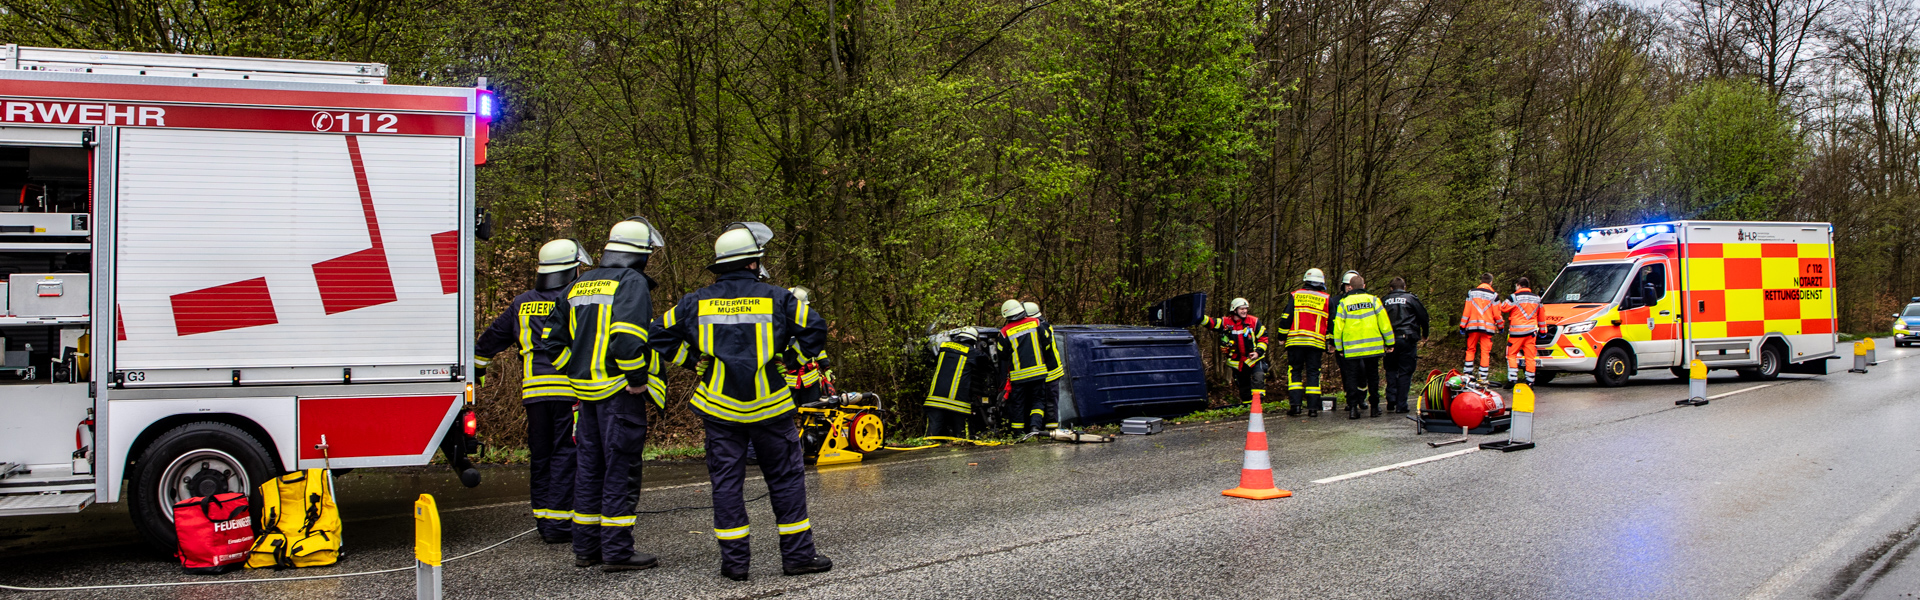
{"left": 605, "top": 217, "right": 663, "bottom": 254}
{"left": 1229, "top": 297, "right": 1249, "bottom": 312}
{"left": 1342, "top": 270, "right": 1359, "bottom": 285}
{"left": 713, "top": 221, "right": 774, "bottom": 264}
{"left": 1023, "top": 302, "right": 1041, "bottom": 319}
{"left": 537, "top": 239, "right": 590, "bottom": 274}
{"left": 1304, "top": 268, "right": 1326, "bottom": 284}
{"left": 1001, "top": 299, "right": 1027, "bottom": 319}
{"left": 952, "top": 326, "right": 979, "bottom": 343}
{"left": 789, "top": 286, "right": 810, "bottom": 303}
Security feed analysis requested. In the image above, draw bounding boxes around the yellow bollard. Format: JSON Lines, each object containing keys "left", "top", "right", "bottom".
{"left": 1678, "top": 360, "right": 1709, "bottom": 406}
{"left": 1480, "top": 384, "right": 1535, "bottom": 452}
{"left": 1851, "top": 339, "right": 1871, "bottom": 373}
{"left": 415, "top": 494, "right": 442, "bottom": 600}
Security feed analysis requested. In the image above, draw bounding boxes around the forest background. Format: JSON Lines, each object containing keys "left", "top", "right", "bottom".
{"left": 6, "top": 0, "right": 1916, "bottom": 451}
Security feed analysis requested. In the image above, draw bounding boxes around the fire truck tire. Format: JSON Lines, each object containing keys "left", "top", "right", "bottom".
{"left": 1740, "top": 343, "right": 1784, "bottom": 381}
{"left": 129, "top": 421, "right": 276, "bottom": 555}
{"left": 1593, "top": 346, "right": 1633, "bottom": 387}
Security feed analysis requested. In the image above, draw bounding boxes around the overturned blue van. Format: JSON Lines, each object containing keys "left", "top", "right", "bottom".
{"left": 1053, "top": 325, "right": 1209, "bottom": 425}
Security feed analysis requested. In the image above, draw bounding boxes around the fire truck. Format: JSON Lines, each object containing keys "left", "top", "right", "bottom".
{"left": 0, "top": 45, "right": 488, "bottom": 552}
{"left": 1536, "top": 221, "right": 1838, "bottom": 386}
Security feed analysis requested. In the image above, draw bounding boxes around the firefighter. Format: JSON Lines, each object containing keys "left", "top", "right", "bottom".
{"left": 997, "top": 299, "right": 1060, "bottom": 436}
{"left": 924, "top": 327, "right": 981, "bottom": 438}
{"left": 784, "top": 287, "right": 828, "bottom": 407}
{"left": 1026, "top": 301, "right": 1068, "bottom": 425}
{"left": 1200, "top": 298, "right": 1270, "bottom": 406}
{"left": 651, "top": 222, "right": 833, "bottom": 581}
{"left": 1499, "top": 277, "right": 1543, "bottom": 387}
{"left": 1277, "top": 269, "right": 1333, "bottom": 417}
{"left": 473, "top": 239, "right": 588, "bottom": 544}
{"left": 542, "top": 218, "right": 663, "bottom": 572}
{"left": 1382, "top": 277, "right": 1430, "bottom": 413}
{"left": 1331, "top": 274, "right": 1394, "bottom": 419}
{"left": 1459, "top": 273, "right": 1502, "bottom": 382}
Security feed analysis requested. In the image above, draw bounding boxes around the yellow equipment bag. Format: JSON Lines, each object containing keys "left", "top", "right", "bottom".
{"left": 246, "top": 469, "right": 342, "bottom": 569}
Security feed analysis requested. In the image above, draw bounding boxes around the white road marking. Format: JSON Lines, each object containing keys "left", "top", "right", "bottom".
{"left": 1312, "top": 447, "right": 1480, "bottom": 485}
{"left": 1744, "top": 473, "right": 1920, "bottom": 600}
{"left": 1709, "top": 384, "right": 1775, "bottom": 400}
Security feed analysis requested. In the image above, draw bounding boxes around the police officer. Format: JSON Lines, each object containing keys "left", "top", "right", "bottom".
{"left": 1332, "top": 274, "right": 1394, "bottom": 419}
{"left": 997, "top": 299, "right": 1060, "bottom": 437}
{"left": 543, "top": 218, "right": 663, "bottom": 572}
{"left": 651, "top": 222, "right": 833, "bottom": 581}
{"left": 474, "top": 239, "right": 588, "bottom": 544}
{"left": 924, "top": 327, "right": 981, "bottom": 438}
{"left": 1200, "top": 298, "right": 1270, "bottom": 406}
{"left": 1025, "top": 301, "right": 1068, "bottom": 427}
{"left": 1382, "top": 277, "right": 1430, "bottom": 413}
{"left": 1277, "top": 269, "right": 1333, "bottom": 416}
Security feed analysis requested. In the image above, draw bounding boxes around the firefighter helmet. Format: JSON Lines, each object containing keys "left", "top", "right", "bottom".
{"left": 713, "top": 222, "right": 774, "bottom": 264}
{"left": 1304, "top": 268, "right": 1326, "bottom": 284}
{"left": 1023, "top": 302, "right": 1041, "bottom": 319}
{"left": 1229, "top": 297, "right": 1250, "bottom": 312}
{"left": 605, "top": 216, "right": 663, "bottom": 254}
{"left": 1342, "top": 270, "right": 1359, "bottom": 285}
{"left": 537, "top": 239, "right": 590, "bottom": 274}
{"left": 953, "top": 326, "right": 979, "bottom": 344}
{"left": 1001, "top": 299, "right": 1027, "bottom": 319}
{"left": 790, "top": 286, "right": 810, "bottom": 303}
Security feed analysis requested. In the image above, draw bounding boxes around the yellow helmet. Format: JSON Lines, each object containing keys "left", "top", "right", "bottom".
{"left": 605, "top": 216, "right": 662, "bottom": 254}
{"left": 1001, "top": 299, "right": 1027, "bottom": 319}
{"left": 536, "top": 239, "right": 589, "bottom": 274}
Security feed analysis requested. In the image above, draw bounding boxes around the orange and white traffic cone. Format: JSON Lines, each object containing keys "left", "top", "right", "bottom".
{"left": 1223, "top": 393, "right": 1293, "bottom": 500}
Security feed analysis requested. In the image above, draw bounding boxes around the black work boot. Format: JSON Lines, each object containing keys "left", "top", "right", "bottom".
{"left": 783, "top": 555, "right": 833, "bottom": 576}
{"left": 1348, "top": 400, "right": 1362, "bottom": 419}
{"left": 574, "top": 556, "right": 602, "bottom": 568}
{"left": 1369, "top": 401, "right": 1382, "bottom": 418}
{"left": 722, "top": 566, "right": 750, "bottom": 581}
{"left": 602, "top": 553, "right": 658, "bottom": 572}
{"left": 1286, "top": 393, "right": 1303, "bottom": 416}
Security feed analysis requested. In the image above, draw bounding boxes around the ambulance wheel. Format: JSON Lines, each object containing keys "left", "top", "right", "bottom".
{"left": 1740, "top": 344, "right": 1783, "bottom": 381}
{"left": 848, "top": 411, "right": 886, "bottom": 454}
{"left": 129, "top": 422, "right": 276, "bottom": 555}
{"left": 1593, "top": 347, "right": 1633, "bottom": 387}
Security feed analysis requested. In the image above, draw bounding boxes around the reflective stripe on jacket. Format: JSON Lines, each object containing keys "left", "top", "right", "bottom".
{"left": 1499, "top": 288, "right": 1543, "bottom": 336}
{"left": 542, "top": 267, "right": 653, "bottom": 402}
{"left": 475, "top": 287, "right": 573, "bottom": 403}
{"left": 1332, "top": 290, "right": 1395, "bottom": 358}
{"left": 999, "top": 318, "right": 1051, "bottom": 382}
{"left": 1283, "top": 288, "right": 1332, "bottom": 349}
{"left": 1201, "top": 314, "right": 1269, "bottom": 368}
{"left": 650, "top": 270, "right": 827, "bottom": 424}
{"left": 1459, "top": 283, "right": 1501, "bottom": 334}
{"left": 925, "top": 341, "right": 974, "bottom": 414}
{"left": 1037, "top": 319, "right": 1067, "bottom": 382}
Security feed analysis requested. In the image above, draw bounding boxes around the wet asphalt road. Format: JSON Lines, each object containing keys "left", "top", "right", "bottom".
{"left": 7, "top": 340, "right": 1920, "bottom": 599}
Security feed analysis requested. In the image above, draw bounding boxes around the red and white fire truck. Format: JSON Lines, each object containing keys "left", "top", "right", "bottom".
{"left": 0, "top": 45, "right": 489, "bottom": 552}
{"left": 1536, "top": 221, "right": 1838, "bottom": 386}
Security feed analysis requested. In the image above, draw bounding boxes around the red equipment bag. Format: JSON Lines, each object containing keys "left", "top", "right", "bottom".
{"left": 173, "top": 492, "right": 254, "bottom": 574}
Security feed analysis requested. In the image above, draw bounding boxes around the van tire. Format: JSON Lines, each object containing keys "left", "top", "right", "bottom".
{"left": 1594, "top": 346, "right": 1633, "bottom": 387}
{"left": 128, "top": 422, "right": 276, "bottom": 555}
{"left": 1740, "top": 344, "right": 1784, "bottom": 381}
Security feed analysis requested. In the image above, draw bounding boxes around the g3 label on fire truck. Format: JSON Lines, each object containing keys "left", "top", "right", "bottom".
{"left": 1537, "top": 221, "right": 1838, "bottom": 387}
{"left": 0, "top": 44, "right": 492, "bottom": 553}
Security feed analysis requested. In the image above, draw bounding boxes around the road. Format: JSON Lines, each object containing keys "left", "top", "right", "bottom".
{"left": 5, "top": 339, "right": 1920, "bottom": 599}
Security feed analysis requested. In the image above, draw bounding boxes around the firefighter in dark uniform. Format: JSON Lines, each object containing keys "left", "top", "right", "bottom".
{"left": 1026, "top": 302, "right": 1069, "bottom": 427}
{"left": 542, "top": 217, "right": 664, "bottom": 572}
{"left": 997, "top": 299, "right": 1060, "bottom": 437}
{"left": 783, "top": 287, "right": 828, "bottom": 406}
{"left": 474, "top": 239, "right": 588, "bottom": 544}
{"left": 924, "top": 327, "right": 982, "bottom": 438}
{"left": 651, "top": 222, "right": 833, "bottom": 581}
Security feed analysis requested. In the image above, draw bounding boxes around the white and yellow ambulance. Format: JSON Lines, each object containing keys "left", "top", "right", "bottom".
{"left": 1535, "top": 221, "right": 1837, "bottom": 386}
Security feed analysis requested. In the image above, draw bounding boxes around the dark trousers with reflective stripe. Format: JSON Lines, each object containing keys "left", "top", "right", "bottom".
{"left": 705, "top": 415, "right": 816, "bottom": 570}
{"left": 572, "top": 389, "right": 648, "bottom": 562}
{"left": 926, "top": 406, "right": 969, "bottom": 438}
{"left": 526, "top": 400, "right": 577, "bottom": 540}
{"left": 1339, "top": 354, "right": 1381, "bottom": 412}
{"left": 1383, "top": 342, "right": 1420, "bottom": 412}
{"left": 1006, "top": 379, "right": 1053, "bottom": 431}
{"left": 1286, "top": 347, "right": 1324, "bottom": 412}
{"left": 1231, "top": 361, "right": 1269, "bottom": 405}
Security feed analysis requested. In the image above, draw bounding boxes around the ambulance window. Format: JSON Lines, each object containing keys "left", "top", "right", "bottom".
{"left": 1625, "top": 264, "right": 1667, "bottom": 308}
{"left": 1542, "top": 263, "right": 1632, "bottom": 304}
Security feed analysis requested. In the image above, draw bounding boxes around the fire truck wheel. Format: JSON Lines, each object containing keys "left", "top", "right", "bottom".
{"left": 1593, "top": 346, "right": 1633, "bottom": 387}
{"left": 129, "top": 421, "right": 276, "bottom": 555}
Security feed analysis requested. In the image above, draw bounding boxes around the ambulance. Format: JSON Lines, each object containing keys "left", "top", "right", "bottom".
{"left": 0, "top": 45, "right": 489, "bottom": 553}
{"left": 1535, "top": 221, "right": 1837, "bottom": 386}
